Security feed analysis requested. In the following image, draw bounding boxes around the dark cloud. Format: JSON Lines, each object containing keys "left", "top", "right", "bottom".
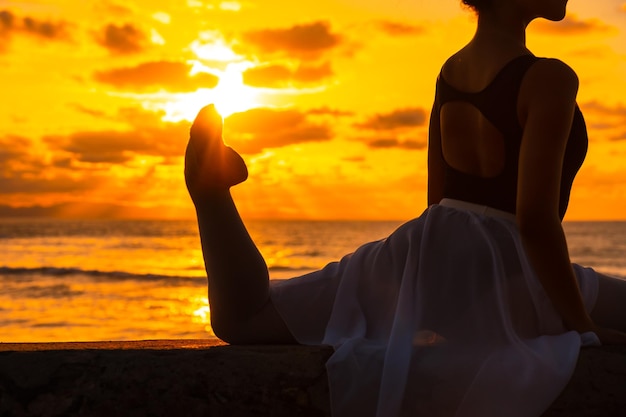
{"left": 0, "top": 134, "right": 95, "bottom": 195}
{"left": 68, "top": 103, "right": 108, "bottom": 118}
{"left": 94, "top": 61, "right": 219, "bottom": 92}
{"left": 0, "top": 135, "right": 32, "bottom": 165}
{"left": 582, "top": 101, "right": 626, "bottom": 118}
{"left": 224, "top": 108, "right": 332, "bottom": 154}
{"left": 45, "top": 131, "right": 148, "bottom": 163}
{"left": 609, "top": 131, "right": 626, "bottom": 142}
{"left": 0, "top": 10, "right": 17, "bottom": 36}
{"left": 342, "top": 156, "right": 366, "bottom": 163}
{"left": 0, "top": 110, "right": 188, "bottom": 199}
{"left": 0, "top": 135, "right": 48, "bottom": 187}
{"left": 307, "top": 107, "right": 354, "bottom": 117}
{"left": 367, "top": 138, "right": 426, "bottom": 150}
{"left": 0, "top": 9, "right": 70, "bottom": 49}
{"left": 0, "top": 176, "right": 95, "bottom": 194}
{"left": 356, "top": 107, "right": 428, "bottom": 130}
{"left": 241, "top": 21, "right": 341, "bottom": 59}
{"left": 294, "top": 62, "right": 333, "bottom": 83}
{"left": 96, "top": 23, "right": 147, "bottom": 54}
{"left": 532, "top": 14, "right": 614, "bottom": 35}
{"left": 242, "top": 62, "right": 332, "bottom": 88}
{"left": 376, "top": 20, "right": 424, "bottom": 36}
{"left": 43, "top": 108, "right": 188, "bottom": 164}
{"left": 578, "top": 101, "right": 626, "bottom": 142}
{"left": 22, "top": 16, "right": 68, "bottom": 39}
{"left": 94, "top": 1, "right": 134, "bottom": 17}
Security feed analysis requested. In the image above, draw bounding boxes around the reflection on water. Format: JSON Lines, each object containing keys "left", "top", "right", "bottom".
{"left": 0, "top": 218, "right": 401, "bottom": 342}
{"left": 1, "top": 218, "right": 624, "bottom": 342}
{"left": 0, "top": 271, "right": 211, "bottom": 342}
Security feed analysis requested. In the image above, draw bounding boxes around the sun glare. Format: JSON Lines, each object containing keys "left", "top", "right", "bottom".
{"left": 211, "top": 63, "right": 261, "bottom": 116}
{"left": 156, "top": 38, "right": 264, "bottom": 121}
{"left": 190, "top": 35, "right": 240, "bottom": 63}
{"left": 159, "top": 62, "right": 262, "bottom": 121}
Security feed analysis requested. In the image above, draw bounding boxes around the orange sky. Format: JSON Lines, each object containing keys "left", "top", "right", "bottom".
{"left": 1, "top": 0, "right": 625, "bottom": 220}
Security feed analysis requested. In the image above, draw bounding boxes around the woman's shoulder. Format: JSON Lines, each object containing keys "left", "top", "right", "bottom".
{"left": 518, "top": 57, "right": 579, "bottom": 110}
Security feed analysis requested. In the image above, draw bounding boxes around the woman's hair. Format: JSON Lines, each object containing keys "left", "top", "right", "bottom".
{"left": 461, "top": 0, "right": 491, "bottom": 12}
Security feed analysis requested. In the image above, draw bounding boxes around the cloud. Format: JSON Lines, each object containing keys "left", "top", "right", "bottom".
{"left": 43, "top": 108, "right": 188, "bottom": 163}
{"left": 532, "top": 14, "right": 614, "bottom": 35}
{"left": 355, "top": 107, "right": 428, "bottom": 130}
{"left": 367, "top": 138, "right": 426, "bottom": 150}
{"left": 581, "top": 101, "right": 626, "bottom": 130}
{"left": 376, "top": 20, "right": 424, "bottom": 36}
{"left": 580, "top": 101, "right": 626, "bottom": 142}
{"left": 68, "top": 103, "right": 108, "bottom": 118}
{"left": 0, "top": 176, "right": 96, "bottom": 194}
{"left": 307, "top": 107, "right": 354, "bottom": 117}
{"left": 0, "top": 135, "right": 32, "bottom": 165}
{"left": 0, "top": 9, "right": 70, "bottom": 49}
{"left": 96, "top": 23, "right": 147, "bottom": 54}
{"left": 22, "top": 16, "right": 68, "bottom": 39}
{"left": 582, "top": 101, "right": 626, "bottom": 118}
{"left": 0, "top": 10, "right": 14, "bottom": 36}
{"left": 94, "top": 61, "right": 219, "bottom": 92}
{"left": 45, "top": 131, "right": 151, "bottom": 163}
{"left": 240, "top": 21, "right": 341, "bottom": 59}
{"left": 0, "top": 134, "right": 96, "bottom": 195}
{"left": 94, "top": 1, "right": 135, "bottom": 17}
{"left": 53, "top": 106, "right": 331, "bottom": 159}
{"left": 224, "top": 108, "right": 332, "bottom": 154}
{"left": 242, "top": 62, "right": 332, "bottom": 88}
{"left": 342, "top": 156, "right": 365, "bottom": 163}
{"left": 610, "top": 131, "right": 626, "bottom": 142}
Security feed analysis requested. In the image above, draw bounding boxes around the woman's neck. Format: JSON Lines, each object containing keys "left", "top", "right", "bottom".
{"left": 472, "top": 9, "right": 530, "bottom": 53}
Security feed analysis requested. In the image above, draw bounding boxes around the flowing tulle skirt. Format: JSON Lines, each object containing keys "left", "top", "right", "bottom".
{"left": 270, "top": 200, "right": 599, "bottom": 417}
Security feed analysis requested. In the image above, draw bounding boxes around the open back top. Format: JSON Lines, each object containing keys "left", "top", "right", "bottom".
{"left": 434, "top": 54, "right": 588, "bottom": 219}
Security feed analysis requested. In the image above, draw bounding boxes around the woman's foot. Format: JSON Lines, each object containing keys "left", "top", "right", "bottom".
{"left": 185, "top": 105, "right": 248, "bottom": 202}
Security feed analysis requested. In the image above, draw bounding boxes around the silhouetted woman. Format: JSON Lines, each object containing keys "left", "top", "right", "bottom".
{"left": 184, "top": 0, "right": 626, "bottom": 415}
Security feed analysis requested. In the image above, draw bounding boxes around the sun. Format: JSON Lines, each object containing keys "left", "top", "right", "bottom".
{"left": 157, "top": 35, "right": 265, "bottom": 121}
{"left": 159, "top": 62, "right": 263, "bottom": 122}
{"left": 207, "top": 62, "right": 262, "bottom": 117}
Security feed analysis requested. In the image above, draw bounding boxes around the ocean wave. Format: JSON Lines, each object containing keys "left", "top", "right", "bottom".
{"left": 0, "top": 265, "right": 320, "bottom": 281}
{"left": 268, "top": 265, "right": 319, "bottom": 271}
{"left": 0, "top": 266, "right": 204, "bottom": 283}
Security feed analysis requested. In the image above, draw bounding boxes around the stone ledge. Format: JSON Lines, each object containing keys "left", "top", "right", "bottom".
{"left": 0, "top": 341, "right": 624, "bottom": 417}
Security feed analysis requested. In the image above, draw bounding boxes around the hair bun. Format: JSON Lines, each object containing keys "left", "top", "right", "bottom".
{"left": 462, "top": 0, "right": 490, "bottom": 12}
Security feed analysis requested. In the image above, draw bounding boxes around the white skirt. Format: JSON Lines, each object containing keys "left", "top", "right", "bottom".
{"left": 270, "top": 200, "right": 599, "bottom": 417}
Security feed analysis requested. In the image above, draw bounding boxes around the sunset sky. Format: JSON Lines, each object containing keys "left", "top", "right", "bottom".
{"left": 1, "top": 0, "right": 625, "bottom": 220}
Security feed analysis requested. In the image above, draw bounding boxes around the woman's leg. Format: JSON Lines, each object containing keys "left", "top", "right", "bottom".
{"left": 186, "top": 105, "right": 295, "bottom": 344}
{"left": 590, "top": 273, "right": 626, "bottom": 333}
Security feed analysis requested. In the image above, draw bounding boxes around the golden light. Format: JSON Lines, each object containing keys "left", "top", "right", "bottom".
{"left": 159, "top": 62, "right": 263, "bottom": 121}
{"left": 155, "top": 36, "right": 265, "bottom": 121}
{"left": 211, "top": 62, "right": 262, "bottom": 117}
{"left": 190, "top": 35, "right": 241, "bottom": 63}
{"left": 192, "top": 298, "right": 211, "bottom": 324}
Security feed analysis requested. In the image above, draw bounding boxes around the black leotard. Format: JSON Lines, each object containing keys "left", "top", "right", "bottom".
{"left": 434, "top": 55, "right": 588, "bottom": 220}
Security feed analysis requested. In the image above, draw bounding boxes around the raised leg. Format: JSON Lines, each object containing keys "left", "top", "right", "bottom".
{"left": 185, "top": 105, "right": 295, "bottom": 344}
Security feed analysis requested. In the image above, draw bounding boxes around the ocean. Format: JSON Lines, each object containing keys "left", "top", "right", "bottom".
{"left": 1, "top": 218, "right": 625, "bottom": 343}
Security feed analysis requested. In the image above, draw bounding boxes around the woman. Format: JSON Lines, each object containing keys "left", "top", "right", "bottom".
{"left": 184, "top": 0, "right": 626, "bottom": 415}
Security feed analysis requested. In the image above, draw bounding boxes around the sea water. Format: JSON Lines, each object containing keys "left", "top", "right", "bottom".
{"left": 1, "top": 218, "right": 625, "bottom": 342}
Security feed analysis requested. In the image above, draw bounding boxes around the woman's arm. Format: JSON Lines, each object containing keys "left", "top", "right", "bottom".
{"left": 185, "top": 105, "right": 296, "bottom": 344}
{"left": 517, "top": 59, "right": 626, "bottom": 343}
{"left": 428, "top": 95, "right": 445, "bottom": 206}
